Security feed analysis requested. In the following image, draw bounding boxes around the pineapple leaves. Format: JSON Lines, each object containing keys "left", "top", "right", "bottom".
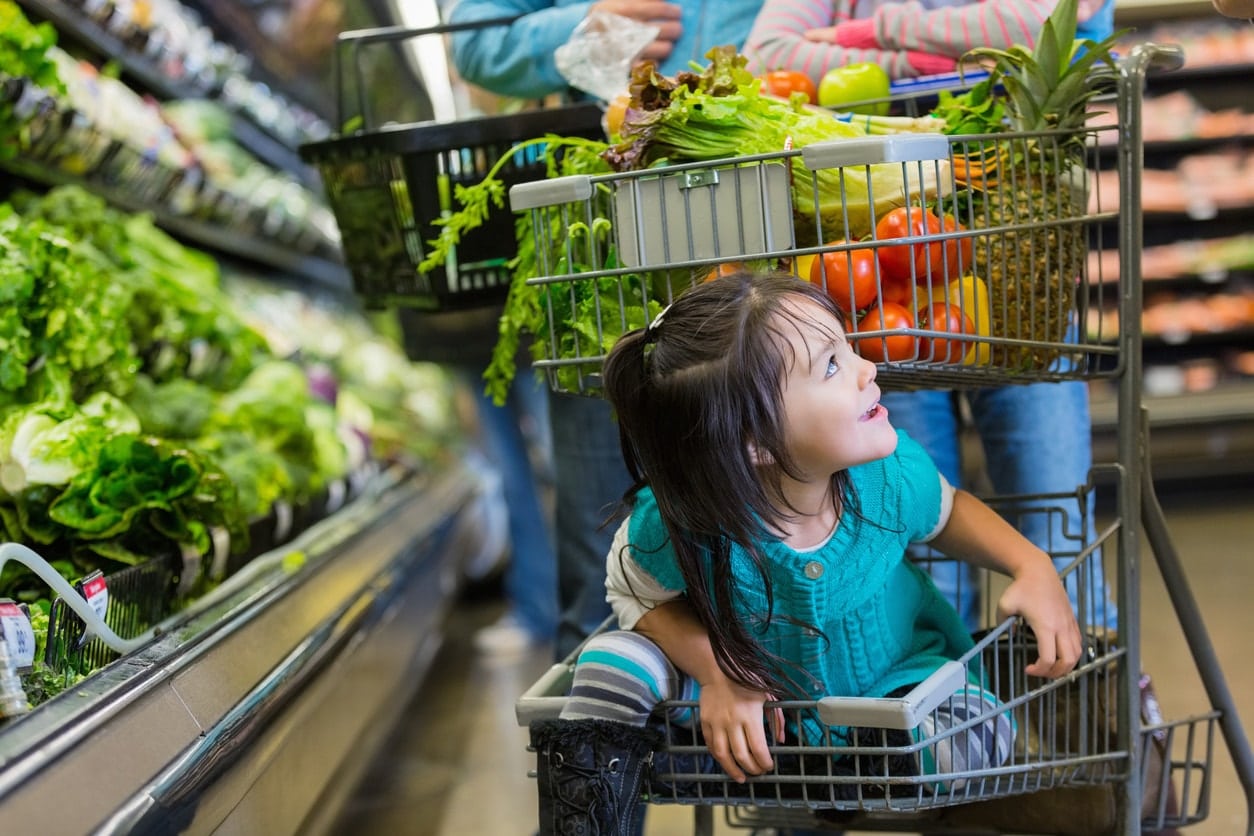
{"left": 963, "top": 0, "right": 1123, "bottom": 134}
{"left": 1050, "top": 0, "right": 1079, "bottom": 54}
{"left": 1035, "top": 17, "right": 1063, "bottom": 86}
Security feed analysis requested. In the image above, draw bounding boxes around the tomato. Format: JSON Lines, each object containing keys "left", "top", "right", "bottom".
{"left": 875, "top": 206, "right": 955, "bottom": 286}
{"left": 809, "top": 245, "right": 880, "bottom": 314}
{"left": 852, "top": 302, "right": 917, "bottom": 362}
{"left": 760, "top": 70, "right": 818, "bottom": 105}
{"left": 701, "top": 261, "right": 747, "bottom": 282}
{"left": 916, "top": 302, "right": 975, "bottom": 363}
{"left": 940, "top": 215, "right": 974, "bottom": 278}
{"left": 878, "top": 269, "right": 916, "bottom": 309}
{"left": 817, "top": 62, "right": 891, "bottom": 115}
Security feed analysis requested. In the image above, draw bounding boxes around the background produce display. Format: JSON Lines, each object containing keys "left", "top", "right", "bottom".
{"left": 0, "top": 183, "right": 463, "bottom": 705}
{"left": 0, "top": 1, "right": 470, "bottom": 712}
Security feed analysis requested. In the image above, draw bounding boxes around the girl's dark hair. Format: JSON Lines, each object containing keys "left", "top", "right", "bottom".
{"left": 602, "top": 270, "right": 855, "bottom": 697}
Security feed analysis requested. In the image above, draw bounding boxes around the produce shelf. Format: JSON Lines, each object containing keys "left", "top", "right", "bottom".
{"left": 16, "top": 0, "right": 322, "bottom": 188}
{"left": 2, "top": 157, "right": 351, "bottom": 293}
{"left": 0, "top": 457, "right": 488, "bottom": 833}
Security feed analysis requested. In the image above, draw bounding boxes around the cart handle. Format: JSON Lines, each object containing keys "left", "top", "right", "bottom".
{"left": 1122, "top": 42, "right": 1185, "bottom": 77}
{"left": 517, "top": 656, "right": 969, "bottom": 731}
{"left": 516, "top": 661, "right": 577, "bottom": 725}
{"left": 510, "top": 174, "right": 595, "bottom": 212}
{"left": 817, "top": 660, "right": 967, "bottom": 730}
{"left": 800, "top": 133, "right": 949, "bottom": 170}
{"left": 507, "top": 133, "right": 951, "bottom": 213}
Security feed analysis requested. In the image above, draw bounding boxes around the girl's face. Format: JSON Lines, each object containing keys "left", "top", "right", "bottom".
{"left": 777, "top": 299, "right": 897, "bottom": 480}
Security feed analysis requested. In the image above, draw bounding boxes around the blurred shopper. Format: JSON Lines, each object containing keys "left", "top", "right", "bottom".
{"left": 446, "top": 0, "right": 765, "bottom": 660}
{"left": 399, "top": 307, "right": 558, "bottom": 654}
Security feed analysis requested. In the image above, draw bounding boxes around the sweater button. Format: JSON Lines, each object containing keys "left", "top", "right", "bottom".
{"left": 804, "top": 561, "right": 824, "bottom": 580}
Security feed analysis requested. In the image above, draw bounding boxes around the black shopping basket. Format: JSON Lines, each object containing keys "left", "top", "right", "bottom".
{"left": 299, "top": 17, "right": 606, "bottom": 312}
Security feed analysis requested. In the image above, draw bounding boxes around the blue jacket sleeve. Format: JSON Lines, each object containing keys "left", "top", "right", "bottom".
{"left": 447, "top": 0, "right": 594, "bottom": 99}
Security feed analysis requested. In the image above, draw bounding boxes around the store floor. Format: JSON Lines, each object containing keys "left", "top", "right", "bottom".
{"left": 329, "top": 480, "right": 1254, "bottom": 836}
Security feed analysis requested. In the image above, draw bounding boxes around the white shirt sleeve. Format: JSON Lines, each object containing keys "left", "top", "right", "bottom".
{"left": 919, "top": 472, "right": 956, "bottom": 543}
{"left": 604, "top": 517, "right": 683, "bottom": 630}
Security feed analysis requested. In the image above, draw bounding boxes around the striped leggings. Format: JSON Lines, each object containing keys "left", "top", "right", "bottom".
{"left": 560, "top": 630, "right": 1015, "bottom": 785}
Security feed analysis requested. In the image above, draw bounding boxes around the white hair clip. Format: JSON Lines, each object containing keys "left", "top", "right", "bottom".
{"left": 647, "top": 303, "right": 673, "bottom": 336}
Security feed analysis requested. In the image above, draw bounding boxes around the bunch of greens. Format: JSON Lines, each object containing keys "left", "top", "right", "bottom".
{"left": 0, "top": 1, "right": 65, "bottom": 160}
{"left": 12, "top": 187, "right": 270, "bottom": 392}
{"left": 201, "top": 360, "right": 348, "bottom": 508}
{"left": 0, "top": 206, "right": 139, "bottom": 406}
{"left": 604, "top": 47, "right": 936, "bottom": 244}
{"left": 44, "top": 434, "right": 245, "bottom": 568}
{"left": 0, "top": 394, "right": 248, "bottom": 598}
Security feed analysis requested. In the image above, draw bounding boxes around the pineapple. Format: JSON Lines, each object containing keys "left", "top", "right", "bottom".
{"left": 956, "top": 0, "right": 1121, "bottom": 370}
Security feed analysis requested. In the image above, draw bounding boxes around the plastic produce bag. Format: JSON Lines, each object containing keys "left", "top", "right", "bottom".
{"left": 555, "top": 11, "right": 659, "bottom": 102}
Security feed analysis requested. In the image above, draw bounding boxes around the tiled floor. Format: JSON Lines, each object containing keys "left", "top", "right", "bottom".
{"left": 331, "top": 479, "right": 1254, "bottom": 836}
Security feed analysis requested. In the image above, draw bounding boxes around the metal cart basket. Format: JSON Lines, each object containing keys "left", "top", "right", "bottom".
{"left": 510, "top": 42, "right": 1254, "bottom": 836}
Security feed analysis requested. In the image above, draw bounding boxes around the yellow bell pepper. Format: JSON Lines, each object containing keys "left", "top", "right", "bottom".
{"left": 948, "top": 274, "right": 992, "bottom": 366}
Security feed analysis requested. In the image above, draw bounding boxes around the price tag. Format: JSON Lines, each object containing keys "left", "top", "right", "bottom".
{"left": 79, "top": 572, "right": 109, "bottom": 624}
{"left": 325, "top": 479, "right": 347, "bottom": 514}
{"left": 0, "top": 600, "right": 36, "bottom": 669}
{"left": 273, "top": 500, "right": 293, "bottom": 542}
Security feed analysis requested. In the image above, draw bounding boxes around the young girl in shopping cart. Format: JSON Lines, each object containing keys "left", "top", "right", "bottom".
{"left": 529, "top": 271, "right": 1083, "bottom": 835}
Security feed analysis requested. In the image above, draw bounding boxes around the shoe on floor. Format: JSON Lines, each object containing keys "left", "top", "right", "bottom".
{"left": 473, "top": 613, "right": 544, "bottom": 655}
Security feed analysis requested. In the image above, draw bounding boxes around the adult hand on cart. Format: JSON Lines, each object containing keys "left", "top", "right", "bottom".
{"left": 697, "top": 675, "right": 787, "bottom": 783}
{"left": 590, "top": 0, "right": 684, "bottom": 62}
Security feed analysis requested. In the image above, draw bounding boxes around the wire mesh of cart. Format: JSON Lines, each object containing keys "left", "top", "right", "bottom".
{"left": 510, "top": 42, "right": 1254, "bottom": 836}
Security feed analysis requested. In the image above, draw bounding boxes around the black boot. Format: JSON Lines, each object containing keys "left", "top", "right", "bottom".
{"left": 530, "top": 718, "right": 663, "bottom": 835}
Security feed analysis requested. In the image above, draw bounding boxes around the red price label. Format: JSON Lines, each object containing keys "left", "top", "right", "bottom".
{"left": 81, "top": 574, "right": 109, "bottom": 623}
{"left": 0, "top": 601, "right": 36, "bottom": 669}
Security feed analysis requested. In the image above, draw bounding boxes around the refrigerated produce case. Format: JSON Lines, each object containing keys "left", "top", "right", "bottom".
{"left": 0, "top": 461, "right": 490, "bottom": 833}
{"left": 0, "top": 1, "right": 497, "bottom": 830}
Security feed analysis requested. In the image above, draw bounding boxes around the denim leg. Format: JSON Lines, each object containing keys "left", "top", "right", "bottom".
{"left": 968, "top": 380, "right": 1117, "bottom": 630}
{"left": 881, "top": 390, "right": 981, "bottom": 630}
{"left": 549, "top": 393, "right": 634, "bottom": 660}
{"left": 466, "top": 370, "right": 558, "bottom": 641}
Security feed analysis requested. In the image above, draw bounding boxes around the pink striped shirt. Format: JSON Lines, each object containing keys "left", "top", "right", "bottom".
{"left": 744, "top": 0, "right": 1106, "bottom": 80}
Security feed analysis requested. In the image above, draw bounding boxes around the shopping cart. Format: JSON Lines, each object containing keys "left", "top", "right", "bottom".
{"left": 508, "top": 41, "right": 1254, "bottom": 836}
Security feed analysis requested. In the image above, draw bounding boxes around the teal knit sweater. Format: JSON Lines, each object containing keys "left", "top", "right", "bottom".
{"left": 627, "top": 430, "right": 975, "bottom": 743}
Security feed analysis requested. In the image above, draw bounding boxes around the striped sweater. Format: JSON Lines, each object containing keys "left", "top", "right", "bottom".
{"left": 744, "top": 0, "right": 1114, "bottom": 80}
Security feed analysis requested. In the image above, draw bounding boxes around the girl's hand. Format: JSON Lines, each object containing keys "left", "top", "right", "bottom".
{"left": 996, "top": 560, "right": 1084, "bottom": 679}
{"left": 697, "top": 677, "right": 785, "bottom": 783}
{"left": 803, "top": 26, "right": 840, "bottom": 44}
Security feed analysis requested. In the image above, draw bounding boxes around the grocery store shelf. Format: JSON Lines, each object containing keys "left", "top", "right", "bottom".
{"left": 17, "top": 0, "right": 320, "bottom": 187}
{"left": 1095, "top": 134, "right": 1254, "bottom": 165}
{"left": 1115, "top": 0, "right": 1217, "bottom": 22}
{"left": 3, "top": 157, "right": 352, "bottom": 293}
{"left": 1092, "top": 384, "right": 1254, "bottom": 430}
{"left": 0, "top": 458, "right": 487, "bottom": 833}
{"left": 1091, "top": 383, "right": 1254, "bottom": 479}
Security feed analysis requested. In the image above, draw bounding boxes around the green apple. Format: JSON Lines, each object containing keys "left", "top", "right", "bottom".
{"left": 817, "top": 62, "right": 891, "bottom": 115}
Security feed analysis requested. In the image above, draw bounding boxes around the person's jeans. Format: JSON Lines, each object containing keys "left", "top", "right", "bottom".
{"left": 549, "top": 392, "right": 634, "bottom": 660}
{"left": 881, "top": 380, "right": 1116, "bottom": 633}
{"left": 463, "top": 369, "right": 558, "bottom": 641}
